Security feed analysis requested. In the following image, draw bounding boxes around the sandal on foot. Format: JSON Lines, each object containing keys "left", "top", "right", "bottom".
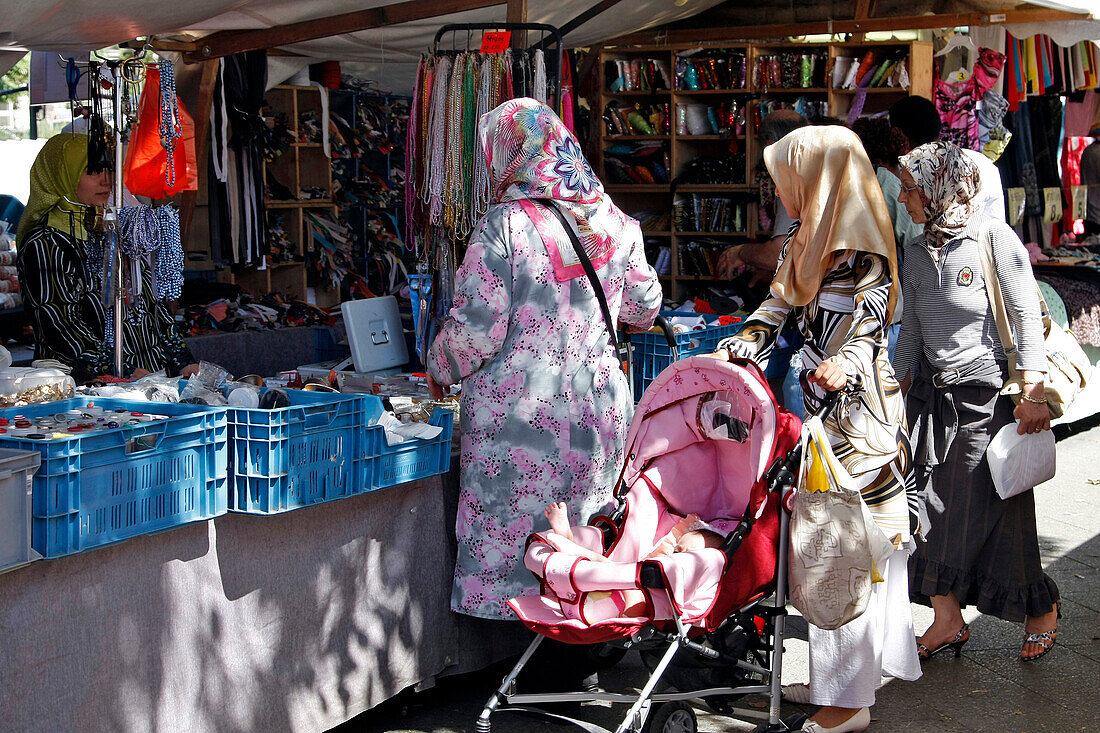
{"left": 1021, "top": 603, "right": 1060, "bottom": 662}
{"left": 916, "top": 623, "right": 970, "bottom": 661}
{"left": 1020, "top": 630, "right": 1058, "bottom": 661}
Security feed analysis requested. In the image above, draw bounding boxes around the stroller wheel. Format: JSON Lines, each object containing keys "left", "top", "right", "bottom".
{"left": 644, "top": 702, "right": 697, "bottom": 733}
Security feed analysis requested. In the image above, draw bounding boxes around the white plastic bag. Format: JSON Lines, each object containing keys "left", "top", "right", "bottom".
{"left": 986, "top": 422, "right": 1056, "bottom": 500}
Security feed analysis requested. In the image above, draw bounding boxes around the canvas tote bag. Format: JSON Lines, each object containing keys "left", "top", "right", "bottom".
{"left": 788, "top": 415, "right": 894, "bottom": 630}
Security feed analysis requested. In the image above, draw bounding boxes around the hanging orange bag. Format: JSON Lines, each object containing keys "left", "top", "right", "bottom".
{"left": 123, "top": 65, "right": 198, "bottom": 199}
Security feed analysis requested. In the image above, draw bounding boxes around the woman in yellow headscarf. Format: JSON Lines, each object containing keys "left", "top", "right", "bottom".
{"left": 17, "top": 133, "right": 197, "bottom": 381}
{"left": 710, "top": 126, "right": 921, "bottom": 732}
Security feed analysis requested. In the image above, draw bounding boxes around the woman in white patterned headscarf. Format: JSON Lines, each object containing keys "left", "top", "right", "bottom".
{"left": 895, "top": 140, "right": 1058, "bottom": 664}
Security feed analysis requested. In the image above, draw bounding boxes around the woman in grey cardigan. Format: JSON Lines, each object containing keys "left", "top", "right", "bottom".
{"left": 894, "top": 141, "right": 1059, "bottom": 663}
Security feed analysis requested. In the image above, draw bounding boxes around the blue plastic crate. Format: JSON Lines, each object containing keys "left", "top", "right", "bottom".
{"left": 362, "top": 407, "right": 454, "bottom": 492}
{"left": 629, "top": 311, "right": 745, "bottom": 398}
{"left": 314, "top": 326, "right": 350, "bottom": 363}
{"left": 227, "top": 388, "right": 379, "bottom": 514}
{"left": 0, "top": 398, "right": 228, "bottom": 559}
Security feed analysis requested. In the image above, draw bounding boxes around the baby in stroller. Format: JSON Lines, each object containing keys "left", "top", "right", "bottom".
{"left": 545, "top": 502, "right": 722, "bottom": 558}
{"left": 543, "top": 501, "right": 723, "bottom": 618}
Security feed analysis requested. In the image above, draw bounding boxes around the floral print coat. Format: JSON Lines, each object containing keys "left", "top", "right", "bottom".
{"left": 428, "top": 201, "right": 661, "bottom": 619}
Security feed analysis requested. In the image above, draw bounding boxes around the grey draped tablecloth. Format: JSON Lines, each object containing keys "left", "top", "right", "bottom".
{"left": 0, "top": 460, "right": 529, "bottom": 733}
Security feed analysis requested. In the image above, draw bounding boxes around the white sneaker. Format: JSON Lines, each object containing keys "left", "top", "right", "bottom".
{"left": 780, "top": 682, "right": 812, "bottom": 704}
{"left": 800, "top": 707, "right": 871, "bottom": 733}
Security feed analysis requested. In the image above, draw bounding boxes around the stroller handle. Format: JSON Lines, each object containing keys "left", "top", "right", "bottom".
{"left": 763, "top": 370, "right": 862, "bottom": 495}
{"left": 652, "top": 314, "right": 679, "bottom": 361}
{"left": 798, "top": 368, "right": 863, "bottom": 423}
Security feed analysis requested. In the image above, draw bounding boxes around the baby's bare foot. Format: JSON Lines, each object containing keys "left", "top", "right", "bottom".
{"left": 544, "top": 502, "right": 573, "bottom": 540}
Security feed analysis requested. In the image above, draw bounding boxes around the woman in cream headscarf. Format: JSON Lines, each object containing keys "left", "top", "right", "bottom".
{"left": 711, "top": 126, "right": 921, "bottom": 733}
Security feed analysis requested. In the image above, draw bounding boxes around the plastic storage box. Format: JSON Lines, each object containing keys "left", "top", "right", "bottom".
{"left": 227, "top": 388, "right": 377, "bottom": 514}
{"left": 0, "top": 448, "right": 41, "bottom": 572}
{"left": 629, "top": 312, "right": 745, "bottom": 398}
{"left": 0, "top": 398, "right": 227, "bottom": 559}
{"left": 362, "top": 407, "right": 454, "bottom": 492}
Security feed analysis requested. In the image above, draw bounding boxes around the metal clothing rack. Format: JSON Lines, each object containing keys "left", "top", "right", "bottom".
{"left": 57, "top": 48, "right": 152, "bottom": 377}
{"left": 432, "top": 22, "right": 564, "bottom": 109}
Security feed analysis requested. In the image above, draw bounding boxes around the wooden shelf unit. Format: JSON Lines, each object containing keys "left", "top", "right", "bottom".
{"left": 598, "top": 39, "right": 932, "bottom": 301}
{"left": 225, "top": 85, "right": 340, "bottom": 307}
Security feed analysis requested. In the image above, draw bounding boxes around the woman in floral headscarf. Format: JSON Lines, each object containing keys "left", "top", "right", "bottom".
{"left": 710, "top": 126, "right": 921, "bottom": 733}
{"left": 427, "top": 98, "right": 661, "bottom": 621}
{"left": 895, "top": 141, "right": 1058, "bottom": 663}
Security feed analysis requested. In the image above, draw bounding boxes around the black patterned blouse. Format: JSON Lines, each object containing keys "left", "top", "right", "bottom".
{"left": 17, "top": 222, "right": 194, "bottom": 381}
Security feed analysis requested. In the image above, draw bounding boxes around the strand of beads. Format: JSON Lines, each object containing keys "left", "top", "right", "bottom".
{"left": 102, "top": 230, "right": 118, "bottom": 347}
{"left": 118, "top": 206, "right": 159, "bottom": 324}
{"left": 152, "top": 206, "right": 184, "bottom": 301}
{"left": 158, "top": 61, "right": 182, "bottom": 188}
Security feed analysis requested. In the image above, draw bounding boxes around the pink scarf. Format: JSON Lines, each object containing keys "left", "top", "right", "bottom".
{"left": 478, "top": 98, "right": 629, "bottom": 281}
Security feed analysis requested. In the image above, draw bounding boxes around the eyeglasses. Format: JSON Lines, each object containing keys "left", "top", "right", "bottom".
{"left": 900, "top": 183, "right": 920, "bottom": 193}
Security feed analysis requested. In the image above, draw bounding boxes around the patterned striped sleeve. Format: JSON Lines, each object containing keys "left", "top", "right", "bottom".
{"left": 835, "top": 252, "right": 892, "bottom": 378}
{"left": 17, "top": 228, "right": 108, "bottom": 372}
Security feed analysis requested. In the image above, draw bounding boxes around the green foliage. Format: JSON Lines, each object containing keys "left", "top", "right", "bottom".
{"left": 0, "top": 54, "right": 30, "bottom": 91}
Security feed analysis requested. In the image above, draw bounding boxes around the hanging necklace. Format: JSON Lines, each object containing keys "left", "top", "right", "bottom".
{"left": 473, "top": 55, "right": 494, "bottom": 223}
{"left": 443, "top": 53, "right": 467, "bottom": 237}
{"left": 158, "top": 60, "right": 182, "bottom": 188}
{"left": 426, "top": 55, "right": 452, "bottom": 224}
{"left": 458, "top": 55, "right": 478, "bottom": 240}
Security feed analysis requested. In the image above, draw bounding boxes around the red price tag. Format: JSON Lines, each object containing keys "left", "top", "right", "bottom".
{"left": 480, "top": 31, "right": 512, "bottom": 54}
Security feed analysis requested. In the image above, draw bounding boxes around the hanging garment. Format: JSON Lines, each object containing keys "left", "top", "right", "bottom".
{"left": 207, "top": 51, "right": 268, "bottom": 267}
{"left": 934, "top": 47, "right": 1006, "bottom": 150}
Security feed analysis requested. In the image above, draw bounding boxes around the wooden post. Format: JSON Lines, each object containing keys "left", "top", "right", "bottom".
{"left": 851, "top": 0, "right": 876, "bottom": 43}
{"left": 508, "top": 0, "right": 527, "bottom": 47}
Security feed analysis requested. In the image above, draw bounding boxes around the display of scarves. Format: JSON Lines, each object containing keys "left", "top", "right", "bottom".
{"left": 405, "top": 47, "right": 560, "bottom": 251}
{"left": 1006, "top": 32, "right": 1100, "bottom": 111}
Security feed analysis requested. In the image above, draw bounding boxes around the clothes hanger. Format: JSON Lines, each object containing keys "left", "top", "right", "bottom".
{"left": 937, "top": 32, "right": 979, "bottom": 83}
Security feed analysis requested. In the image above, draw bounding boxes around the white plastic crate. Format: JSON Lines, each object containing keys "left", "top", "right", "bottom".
{"left": 0, "top": 448, "right": 41, "bottom": 572}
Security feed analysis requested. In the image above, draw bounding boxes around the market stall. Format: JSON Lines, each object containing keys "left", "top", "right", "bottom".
{"left": 1, "top": 1, "right": 1099, "bottom": 732}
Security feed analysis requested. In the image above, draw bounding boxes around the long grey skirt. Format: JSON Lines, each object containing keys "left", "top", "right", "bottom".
{"left": 907, "top": 381, "right": 1059, "bottom": 623}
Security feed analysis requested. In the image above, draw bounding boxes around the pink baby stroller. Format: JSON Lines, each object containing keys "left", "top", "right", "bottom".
{"left": 477, "top": 356, "right": 833, "bottom": 733}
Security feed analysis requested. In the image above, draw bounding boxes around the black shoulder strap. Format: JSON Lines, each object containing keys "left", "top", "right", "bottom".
{"left": 536, "top": 200, "right": 629, "bottom": 368}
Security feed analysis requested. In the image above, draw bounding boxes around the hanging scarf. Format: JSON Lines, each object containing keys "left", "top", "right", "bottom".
{"left": 18, "top": 133, "right": 91, "bottom": 244}
{"left": 763, "top": 125, "right": 899, "bottom": 320}
{"left": 479, "top": 97, "right": 628, "bottom": 282}
{"left": 898, "top": 140, "right": 978, "bottom": 248}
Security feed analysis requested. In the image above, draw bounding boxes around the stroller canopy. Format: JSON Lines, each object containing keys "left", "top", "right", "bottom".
{"left": 622, "top": 357, "right": 783, "bottom": 523}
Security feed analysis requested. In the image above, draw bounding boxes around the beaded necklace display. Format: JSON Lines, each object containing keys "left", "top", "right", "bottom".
{"left": 472, "top": 55, "right": 495, "bottom": 223}
{"left": 405, "top": 56, "right": 425, "bottom": 257}
{"left": 425, "top": 55, "right": 452, "bottom": 224}
{"left": 443, "top": 53, "right": 466, "bottom": 236}
{"left": 404, "top": 44, "right": 561, "bottom": 263}
{"left": 158, "top": 61, "right": 182, "bottom": 189}
{"left": 457, "top": 56, "right": 478, "bottom": 240}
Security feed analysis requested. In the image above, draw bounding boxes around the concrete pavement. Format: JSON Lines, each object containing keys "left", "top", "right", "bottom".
{"left": 336, "top": 419, "right": 1100, "bottom": 733}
